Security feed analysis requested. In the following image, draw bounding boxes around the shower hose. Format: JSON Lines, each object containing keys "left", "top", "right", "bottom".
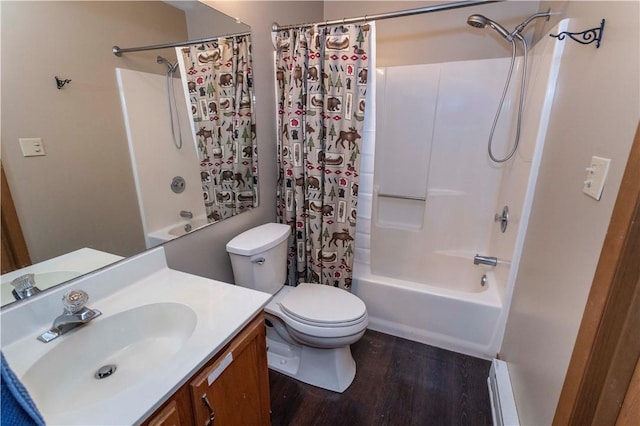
{"left": 488, "top": 33, "right": 528, "bottom": 163}
{"left": 166, "top": 66, "right": 183, "bottom": 150}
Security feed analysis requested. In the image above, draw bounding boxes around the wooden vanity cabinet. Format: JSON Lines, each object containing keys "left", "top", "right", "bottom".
{"left": 142, "top": 312, "right": 271, "bottom": 426}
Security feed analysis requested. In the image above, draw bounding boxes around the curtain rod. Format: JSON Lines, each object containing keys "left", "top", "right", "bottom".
{"left": 272, "top": 0, "right": 502, "bottom": 32}
{"left": 112, "top": 30, "right": 251, "bottom": 57}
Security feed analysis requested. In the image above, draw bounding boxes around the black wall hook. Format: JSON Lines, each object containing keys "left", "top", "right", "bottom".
{"left": 550, "top": 19, "right": 605, "bottom": 48}
{"left": 55, "top": 76, "right": 72, "bottom": 89}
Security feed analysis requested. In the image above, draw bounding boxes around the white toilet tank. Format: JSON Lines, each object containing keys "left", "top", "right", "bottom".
{"left": 226, "top": 223, "right": 291, "bottom": 295}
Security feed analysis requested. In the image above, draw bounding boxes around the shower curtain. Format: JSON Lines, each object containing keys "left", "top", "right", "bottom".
{"left": 180, "top": 35, "right": 257, "bottom": 223}
{"left": 275, "top": 24, "right": 371, "bottom": 290}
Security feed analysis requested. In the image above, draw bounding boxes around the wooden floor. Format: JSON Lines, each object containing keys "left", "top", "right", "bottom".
{"left": 270, "top": 330, "right": 493, "bottom": 426}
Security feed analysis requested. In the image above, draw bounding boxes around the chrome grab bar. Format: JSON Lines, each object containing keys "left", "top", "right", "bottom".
{"left": 377, "top": 192, "right": 426, "bottom": 202}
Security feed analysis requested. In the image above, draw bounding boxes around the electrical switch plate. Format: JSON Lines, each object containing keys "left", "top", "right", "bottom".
{"left": 19, "top": 138, "right": 45, "bottom": 157}
{"left": 583, "top": 156, "right": 611, "bottom": 201}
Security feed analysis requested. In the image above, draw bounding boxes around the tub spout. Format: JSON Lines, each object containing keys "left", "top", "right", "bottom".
{"left": 474, "top": 255, "right": 498, "bottom": 267}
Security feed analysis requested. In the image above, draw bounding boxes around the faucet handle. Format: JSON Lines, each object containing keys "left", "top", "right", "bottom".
{"left": 10, "top": 274, "right": 41, "bottom": 300}
{"left": 62, "top": 289, "right": 89, "bottom": 313}
{"left": 11, "top": 273, "right": 36, "bottom": 291}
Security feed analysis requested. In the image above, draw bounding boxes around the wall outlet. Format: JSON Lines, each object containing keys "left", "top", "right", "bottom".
{"left": 19, "top": 138, "right": 46, "bottom": 157}
{"left": 583, "top": 156, "right": 611, "bottom": 201}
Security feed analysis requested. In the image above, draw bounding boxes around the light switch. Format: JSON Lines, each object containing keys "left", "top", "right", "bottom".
{"left": 583, "top": 156, "right": 611, "bottom": 201}
{"left": 19, "top": 138, "right": 46, "bottom": 157}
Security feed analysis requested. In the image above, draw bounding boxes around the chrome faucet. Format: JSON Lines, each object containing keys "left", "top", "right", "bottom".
{"left": 37, "top": 289, "right": 101, "bottom": 343}
{"left": 474, "top": 254, "right": 498, "bottom": 267}
{"left": 10, "top": 273, "right": 42, "bottom": 301}
{"left": 180, "top": 210, "right": 193, "bottom": 219}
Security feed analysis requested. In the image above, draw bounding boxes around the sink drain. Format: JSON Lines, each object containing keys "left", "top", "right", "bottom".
{"left": 94, "top": 364, "right": 117, "bottom": 380}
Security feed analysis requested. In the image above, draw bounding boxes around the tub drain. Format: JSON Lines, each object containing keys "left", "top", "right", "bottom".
{"left": 94, "top": 364, "right": 117, "bottom": 379}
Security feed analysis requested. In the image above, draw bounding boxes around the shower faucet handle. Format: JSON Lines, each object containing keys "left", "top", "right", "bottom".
{"left": 494, "top": 206, "right": 509, "bottom": 233}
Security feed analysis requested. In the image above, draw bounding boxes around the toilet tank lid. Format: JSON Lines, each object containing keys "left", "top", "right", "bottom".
{"left": 226, "top": 223, "right": 291, "bottom": 256}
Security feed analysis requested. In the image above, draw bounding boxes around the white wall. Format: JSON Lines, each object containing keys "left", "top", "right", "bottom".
{"left": 499, "top": 2, "right": 640, "bottom": 425}
{"left": 183, "top": 2, "right": 248, "bottom": 39}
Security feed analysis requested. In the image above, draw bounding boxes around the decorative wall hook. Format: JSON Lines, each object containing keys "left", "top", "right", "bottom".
{"left": 55, "top": 76, "right": 72, "bottom": 90}
{"left": 550, "top": 19, "right": 605, "bottom": 48}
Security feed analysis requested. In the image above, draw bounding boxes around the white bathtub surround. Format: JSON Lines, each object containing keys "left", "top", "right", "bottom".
{"left": 371, "top": 57, "right": 520, "bottom": 285}
{"left": 352, "top": 23, "right": 376, "bottom": 267}
{"left": 117, "top": 68, "right": 206, "bottom": 249}
{"left": 486, "top": 19, "right": 568, "bottom": 354}
{"left": 375, "top": 64, "right": 438, "bottom": 230}
{"left": 354, "top": 21, "right": 567, "bottom": 359}
{"left": 0, "top": 247, "right": 270, "bottom": 425}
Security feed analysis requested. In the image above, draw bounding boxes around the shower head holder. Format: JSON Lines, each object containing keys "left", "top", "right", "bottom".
{"left": 550, "top": 19, "right": 605, "bottom": 48}
{"left": 467, "top": 10, "right": 552, "bottom": 42}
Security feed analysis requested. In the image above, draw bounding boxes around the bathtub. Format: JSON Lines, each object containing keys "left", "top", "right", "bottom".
{"left": 352, "top": 259, "right": 502, "bottom": 359}
{"left": 147, "top": 216, "right": 210, "bottom": 248}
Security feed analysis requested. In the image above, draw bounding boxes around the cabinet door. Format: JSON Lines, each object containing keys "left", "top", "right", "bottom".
{"left": 190, "top": 313, "right": 270, "bottom": 426}
{"left": 147, "top": 401, "right": 181, "bottom": 426}
{"left": 142, "top": 387, "right": 194, "bottom": 426}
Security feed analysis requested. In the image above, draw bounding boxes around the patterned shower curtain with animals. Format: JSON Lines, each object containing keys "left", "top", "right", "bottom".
{"left": 181, "top": 35, "right": 257, "bottom": 223}
{"left": 276, "top": 24, "right": 370, "bottom": 290}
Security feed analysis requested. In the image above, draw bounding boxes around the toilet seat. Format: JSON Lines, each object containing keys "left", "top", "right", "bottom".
{"left": 267, "top": 284, "right": 368, "bottom": 342}
{"left": 279, "top": 283, "right": 367, "bottom": 327}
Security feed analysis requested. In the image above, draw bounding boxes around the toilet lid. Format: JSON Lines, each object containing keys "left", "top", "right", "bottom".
{"left": 280, "top": 283, "right": 366, "bottom": 325}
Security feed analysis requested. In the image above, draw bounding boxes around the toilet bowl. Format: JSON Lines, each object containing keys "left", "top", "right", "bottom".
{"left": 226, "top": 223, "right": 368, "bottom": 392}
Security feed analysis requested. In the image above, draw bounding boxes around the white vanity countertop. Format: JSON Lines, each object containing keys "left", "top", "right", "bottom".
{"left": 0, "top": 247, "right": 270, "bottom": 425}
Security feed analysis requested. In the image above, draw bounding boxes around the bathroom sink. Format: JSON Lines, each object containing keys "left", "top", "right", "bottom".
{"left": 0, "top": 248, "right": 271, "bottom": 424}
{"left": 21, "top": 302, "right": 197, "bottom": 415}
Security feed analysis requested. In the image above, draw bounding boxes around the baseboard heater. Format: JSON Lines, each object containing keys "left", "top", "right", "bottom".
{"left": 488, "top": 359, "right": 520, "bottom": 426}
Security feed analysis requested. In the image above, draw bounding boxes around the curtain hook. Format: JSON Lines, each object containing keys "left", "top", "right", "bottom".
{"left": 364, "top": 15, "right": 368, "bottom": 24}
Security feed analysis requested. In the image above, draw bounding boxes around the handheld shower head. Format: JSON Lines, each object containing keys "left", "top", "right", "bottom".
{"left": 467, "top": 14, "right": 489, "bottom": 28}
{"left": 467, "top": 14, "right": 512, "bottom": 41}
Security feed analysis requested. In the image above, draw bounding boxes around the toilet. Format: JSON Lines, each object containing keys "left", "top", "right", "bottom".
{"left": 226, "top": 223, "right": 368, "bottom": 393}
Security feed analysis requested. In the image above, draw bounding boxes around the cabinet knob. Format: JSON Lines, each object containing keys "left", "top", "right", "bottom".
{"left": 201, "top": 394, "right": 215, "bottom": 425}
